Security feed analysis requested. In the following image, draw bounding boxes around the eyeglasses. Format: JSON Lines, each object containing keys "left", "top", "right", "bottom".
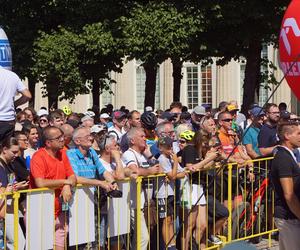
{"left": 162, "top": 131, "right": 175, "bottom": 136}
{"left": 78, "top": 134, "right": 93, "bottom": 140}
{"left": 179, "top": 139, "right": 187, "bottom": 144}
{"left": 39, "top": 119, "right": 48, "bottom": 123}
{"left": 49, "top": 134, "right": 64, "bottom": 142}
{"left": 222, "top": 118, "right": 233, "bottom": 122}
{"left": 18, "top": 138, "right": 28, "bottom": 142}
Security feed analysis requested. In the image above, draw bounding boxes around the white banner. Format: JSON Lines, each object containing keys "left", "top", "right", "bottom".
{"left": 68, "top": 186, "right": 95, "bottom": 246}
{"left": 107, "top": 182, "right": 130, "bottom": 238}
{"left": 26, "top": 190, "right": 55, "bottom": 250}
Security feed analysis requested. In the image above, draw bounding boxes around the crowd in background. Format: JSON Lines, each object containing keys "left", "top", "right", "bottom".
{"left": 1, "top": 97, "right": 297, "bottom": 250}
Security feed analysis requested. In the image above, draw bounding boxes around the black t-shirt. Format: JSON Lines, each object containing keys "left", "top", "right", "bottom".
{"left": 181, "top": 145, "right": 202, "bottom": 184}
{"left": 271, "top": 146, "right": 300, "bottom": 219}
{"left": 11, "top": 156, "right": 29, "bottom": 182}
{"left": 258, "top": 123, "right": 278, "bottom": 151}
{"left": 0, "top": 158, "right": 10, "bottom": 188}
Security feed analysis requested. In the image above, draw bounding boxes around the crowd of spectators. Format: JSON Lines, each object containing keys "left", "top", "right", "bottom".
{"left": 0, "top": 66, "right": 299, "bottom": 250}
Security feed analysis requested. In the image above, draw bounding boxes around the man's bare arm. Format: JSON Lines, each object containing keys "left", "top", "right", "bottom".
{"left": 280, "top": 177, "right": 300, "bottom": 220}
{"left": 14, "top": 89, "right": 31, "bottom": 107}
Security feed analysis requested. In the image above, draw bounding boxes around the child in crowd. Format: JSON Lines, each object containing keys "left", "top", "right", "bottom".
{"left": 155, "top": 136, "right": 186, "bottom": 250}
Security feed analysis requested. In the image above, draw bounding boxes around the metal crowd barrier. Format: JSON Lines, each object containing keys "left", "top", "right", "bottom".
{"left": 0, "top": 157, "right": 277, "bottom": 250}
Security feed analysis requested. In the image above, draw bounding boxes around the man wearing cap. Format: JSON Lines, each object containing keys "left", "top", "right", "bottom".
{"left": 81, "top": 115, "right": 94, "bottom": 129}
{"left": 99, "top": 113, "right": 110, "bottom": 125}
{"left": 191, "top": 105, "right": 206, "bottom": 131}
{"left": 226, "top": 103, "right": 243, "bottom": 138}
{"left": 108, "top": 110, "right": 127, "bottom": 142}
{"left": 242, "top": 107, "right": 265, "bottom": 159}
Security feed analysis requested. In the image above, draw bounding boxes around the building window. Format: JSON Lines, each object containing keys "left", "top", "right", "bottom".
{"left": 259, "top": 45, "right": 269, "bottom": 106}
{"left": 201, "top": 65, "right": 212, "bottom": 106}
{"left": 136, "top": 66, "right": 160, "bottom": 111}
{"left": 240, "top": 63, "right": 246, "bottom": 103}
{"left": 186, "top": 66, "right": 199, "bottom": 109}
{"left": 101, "top": 88, "right": 113, "bottom": 107}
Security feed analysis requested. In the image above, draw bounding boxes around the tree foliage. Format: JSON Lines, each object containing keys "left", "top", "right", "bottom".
{"left": 31, "top": 23, "right": 123, "bottom": 106}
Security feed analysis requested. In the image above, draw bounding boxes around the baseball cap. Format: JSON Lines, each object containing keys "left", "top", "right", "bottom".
{"left": 84, "top": 111, "right": 95, "bottom": 117}
{"left": 112, "top": 110, "right": 126, "bottom": 120}
{"left": 160, "top": 112, "right": 177, "bottom": 121}
{"left": 90, "top": 124, "right": 107, "bottom": 134}
{"left": 81, "top": 115, "right": 94, "bottom": 122}
{"left": 37, "top": 109, "right": 49, "bottom": 117}
{"left": 227, "top": 104, "right": 239, "bottom": 112}
{"left": 250, "top": 106, "right": 265, "bottom": 117}
{"left": 280, "top": 110, "right": 290, "bottom": 120}
{"left": 158, "top": 136, "right": 173, "bottom": 148}
{"left": 193, "top": 105, "right": 206, "bottom": 116}
{"left": 145, "top": 106, "right": 153, "bottom": 112}
{"left": 100, "top": 113, "right": 110, "bottom": 119}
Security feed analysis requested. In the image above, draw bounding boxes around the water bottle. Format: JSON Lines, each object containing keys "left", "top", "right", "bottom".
{"left": 26, "top": 156, "right": 31, "bottom": 170}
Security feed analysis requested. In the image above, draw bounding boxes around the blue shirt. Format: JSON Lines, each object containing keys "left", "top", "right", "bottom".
{"left": 67, "top": 148, "right": 105, "bottom": 178}
{"left": 243, "top": 127, "right": 260, "bottom": 156}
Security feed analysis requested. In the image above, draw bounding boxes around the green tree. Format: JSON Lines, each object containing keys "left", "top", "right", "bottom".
{"left": 31, "top": 23, "right": 123, "bottom": 108}
{"left": 198, "top": 0, "right": 289, "bottom": 112}
{"left": 119, "top": 2, "right": 179, "bottom": 108}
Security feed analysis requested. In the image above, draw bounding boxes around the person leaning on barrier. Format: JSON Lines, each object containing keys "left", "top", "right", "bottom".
{"left": 0, "top": 137, "right": 29, "bottom": 250}
{"left": 66, "top": 127, "right": 117, "bottom": 192}
{"left": 121, "top": 127, "right": 161, "bottom": 250}
{"left": 29, "top": 126, "right": 77, "bottom": 250}
{"left": 98, "top": 135, "right": 129, "bottom": 250}
{"left": 271, "top": 121, "right": 300, "bottom": 250}
{"left": 155, "top": 136, "right": 186, "bottom": 250}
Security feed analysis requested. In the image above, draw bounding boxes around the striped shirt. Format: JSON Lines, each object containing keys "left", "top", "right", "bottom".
{"left": 67, "top": 147, "right": 105, "bottom": 178}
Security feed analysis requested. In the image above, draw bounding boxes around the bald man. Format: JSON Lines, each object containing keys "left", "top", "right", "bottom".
{"left": 60, "top": 124, "right": 74, "bottom": 150}
{"left": 30, "top": 126, "right": 77, "bottom": 250}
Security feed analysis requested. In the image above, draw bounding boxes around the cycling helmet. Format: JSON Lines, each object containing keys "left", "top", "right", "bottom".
{"left": 141, "top": 111, "right": 157, "bottom": 130}
{"left": 179, "top": 130, "right": 195, "bottom": 141}
{"left": 62, "top": 106, "right": 72, "bottom": 116}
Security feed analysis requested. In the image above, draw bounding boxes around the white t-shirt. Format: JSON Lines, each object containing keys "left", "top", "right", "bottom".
{"left": 99, "top": 158, "right": 126, "bottom": 173}
{"left": 108, "top": 126, "right": 124, "bottom": 142}
{"left": 122, "top": 149, "right": 150, "bottom": 209}
{"left": 155, "top": 154, "right": 184, "bottom": 199}
{"left": 0, "top": 67, "right": 26, "bottom": 121}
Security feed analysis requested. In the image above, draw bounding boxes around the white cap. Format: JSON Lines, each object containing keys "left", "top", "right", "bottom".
{"left": 90, "top": 124, "right": 106, "bottom": 133}
{"left": 145, "top": 106, "right": 153, "bottom": 112}
{"left": 84, "top": 111, "right": 95, "bottom": 117}
{"left": 81, "top": 115, "right": 94, "bottom": 122}
{"left": 37, "top": 109, "right": 49, "bottom": 117}
{"left": 100, "top": 113, "right": 110, "bottom": 119}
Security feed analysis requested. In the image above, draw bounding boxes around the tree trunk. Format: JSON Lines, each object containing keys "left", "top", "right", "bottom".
{"left": 172, "top": 57, "right": 183, "bottom": 102}
{"left": 46, "top": 79, "right": 59, "bottom": 110}
{"left": 27, "top": 76, "right": 36, "bottom": 108}
{"left": 241, "top": 40, "right": 262, "bottom": 114}
{"left": 143, "top": 63, "right": 157, "bottom": 109}
{"left": 92, "top": 77, "right": 100, "bottom": 109}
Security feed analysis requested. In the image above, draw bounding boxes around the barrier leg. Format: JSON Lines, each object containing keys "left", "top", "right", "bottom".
{"left": 136, "top": 177, "right": 142, "bottom": 250}
{"left": 13, "top": 192, "right": 20, "bottom": 250}
{"left": 227, "top": 164, "right": 232, "bottom": 243}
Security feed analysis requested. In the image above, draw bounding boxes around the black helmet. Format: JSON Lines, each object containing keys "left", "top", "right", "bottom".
{"left": 141, "top": 111, "right": 157, "bottom": 130}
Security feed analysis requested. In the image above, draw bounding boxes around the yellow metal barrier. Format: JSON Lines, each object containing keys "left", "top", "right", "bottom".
{"left": 0, "top": 157, "right": 278, "bottom": 250}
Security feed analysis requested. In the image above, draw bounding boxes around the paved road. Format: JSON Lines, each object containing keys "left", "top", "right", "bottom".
{"left": 253, "top": 239, "right": 279, "bottom": 250}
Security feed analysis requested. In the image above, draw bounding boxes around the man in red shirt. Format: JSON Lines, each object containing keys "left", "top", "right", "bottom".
{"left": 30, "top": 126, "right": 77, "bottom": 250}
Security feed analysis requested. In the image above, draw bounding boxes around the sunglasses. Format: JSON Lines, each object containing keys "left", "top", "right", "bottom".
{"left": 179, "top": 139, "right": 187, "bottom": 144}
{"left": 222, "top": 118, "right": 233, "bottom": 122}
{"left": 39, "top": 119, "right": 48, "bottom": 123}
